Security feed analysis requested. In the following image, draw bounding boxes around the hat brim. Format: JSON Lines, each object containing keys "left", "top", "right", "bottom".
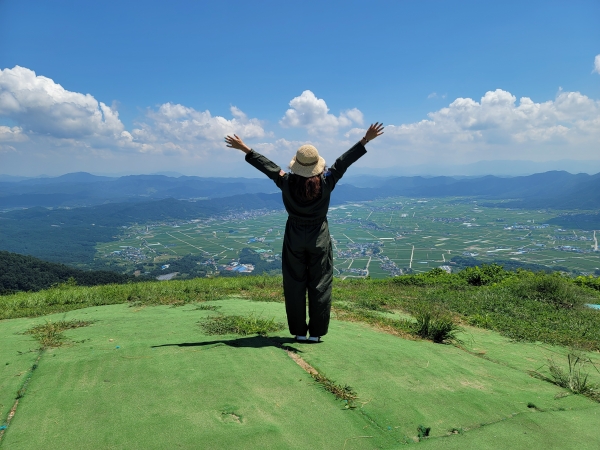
{"left": 289, "top": 156, "right": 326, "bottom": 178}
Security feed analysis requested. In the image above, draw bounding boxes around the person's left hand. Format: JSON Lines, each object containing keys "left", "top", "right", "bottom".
{"left": 224, "top": 134, "right": 251, "bottom": 154}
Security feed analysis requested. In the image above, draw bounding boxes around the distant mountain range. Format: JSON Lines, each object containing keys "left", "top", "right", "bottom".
{"left": 2, "top": 170, "right": 600, "bottom": 210}
{"left": 337, "top": 170, "right": 600, "bottom": 210}
{"left": 0, "top": 172, "right": 277, "bottom": 208}
{"left": 352, "top": 159, "right": 600, "bottom": 177}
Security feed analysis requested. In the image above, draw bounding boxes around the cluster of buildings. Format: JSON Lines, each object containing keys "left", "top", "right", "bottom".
{"left": 379, "top": 256, "right": 403, "bottom": 276}
{"left": 108, "top": 246, "right": 147, "bottom": 263}
{"left": 221, "top": 261, "right": 255, "bottom": 273}
{"left": 553, "top": 245, "right": 594, "bottom": 254}
{"left": 430, "top": 216, "right": 475, "bottom": 223}
{"left": 503, "top": 223, "right": 550, "bottom": 231}
{"left": 337, "top": 242, "right": 383, "bottom": 259}
{"left": 338, "top": 267, "right": 368, "bottom": 276}
{"left": 218, "top": 209, "right": 279, "bottom": 223}
{"left": 247, "top": 237, "right": 266, "bottom": 243}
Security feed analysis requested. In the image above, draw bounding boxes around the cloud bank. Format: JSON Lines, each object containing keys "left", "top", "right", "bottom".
{"left": 1, "top": 65, "right": 599, "bottom": 176}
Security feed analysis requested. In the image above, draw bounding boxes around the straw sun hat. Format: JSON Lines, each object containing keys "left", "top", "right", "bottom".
{"left": 289, "top": 145, "right": 326, "bottom": 178}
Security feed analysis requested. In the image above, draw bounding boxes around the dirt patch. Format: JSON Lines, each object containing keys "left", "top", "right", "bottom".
{"left": 285, "top": 349, "right": 318, "bottom": 376}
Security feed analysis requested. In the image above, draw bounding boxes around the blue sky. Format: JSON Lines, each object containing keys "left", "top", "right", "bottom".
{"left": 1, "top": 0, "right": 599, "bottom": 177}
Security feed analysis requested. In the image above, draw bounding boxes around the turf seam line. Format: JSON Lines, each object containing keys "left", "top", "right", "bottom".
{"left": 455, "top": 343, "right": 525, "bottom": 372}
{"left": 280, "top": 343, "right": 408, "bottom": 444}
{"left": 420, "top": 406, "right": 591, "bottom": 443}
{"left": 0, "top": 349, "right": 44, "bottom": 445}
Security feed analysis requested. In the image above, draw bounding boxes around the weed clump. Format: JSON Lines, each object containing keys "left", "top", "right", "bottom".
{"left": 412, "top": 308, "right": 462, "bottom": 344}
{"left": 417, "top": 424, "right": 431, "bottom": 440}
{"left": 25, "top": 319, "right": 94, "bottom": 348}
{"left": 312, "top": 373, "right": 357, "bottom": 406}
{"left": 199, "top": 314, "right": 284, "bottom": 336}
{"left": 531, "top": 352, "right": 600, "bottom": 402}
{"left": 194, "top": 304, "right": 221, "bottom": 311}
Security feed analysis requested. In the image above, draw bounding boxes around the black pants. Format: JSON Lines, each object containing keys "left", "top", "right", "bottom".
{"left": 281, "top": 219, "right": 333, "bottom": 337}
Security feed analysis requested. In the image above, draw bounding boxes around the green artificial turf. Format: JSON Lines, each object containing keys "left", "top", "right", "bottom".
{"left": 417, "top": 408, "right": 600, "bottom": 449}
{"left": 0, "top": 317, "right": 42, "bottom": 427}
{"left": 1, "top": 298, "right": 599, "bottom": 449}
{"left": 1, "top": 302, "right": 395, "bottom": 449}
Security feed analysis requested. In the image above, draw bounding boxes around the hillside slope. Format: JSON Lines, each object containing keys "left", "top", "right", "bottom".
{"left": 0, "top": 251, "right": 134, "bottom": 294}
{"left": 1, "top": 284, "right": 599, "bottom": 449}
{"left": 0, "top": 276, "right": 600, "bottom": 449}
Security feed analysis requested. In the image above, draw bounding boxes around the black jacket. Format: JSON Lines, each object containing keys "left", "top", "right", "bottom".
{"left": 245, "top": 142, "right": 367, "bottom": 221}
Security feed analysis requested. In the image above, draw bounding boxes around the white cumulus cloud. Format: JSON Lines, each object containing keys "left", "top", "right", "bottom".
{"left": 387, "top": 89, "right": 600, "bottom": 143}
{"left": 0, "top": 66, "right": 125, "bottom": 140}
{"left": 381, "top": 88, "right": 600, "bottom": 165}
{"left": 594, "top": 54, "right": 600, "bottom": 74}
{"left": 280, "top": 90, "right": 363, "bottom": 134}
{"left": 131, "top": 104, "right": 267, "bottom": 155}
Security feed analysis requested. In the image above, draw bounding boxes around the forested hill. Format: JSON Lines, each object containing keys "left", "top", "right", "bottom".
{"left": 0, "top": 251, "right": 135, "bottom": 295}
{"left": 0, "top": 194, "right": 283, "bottom": 265}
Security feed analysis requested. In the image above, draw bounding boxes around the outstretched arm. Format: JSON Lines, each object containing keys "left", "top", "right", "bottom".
{"left": 327, "top": 123, "right": 384, "bottom": 189}
{"left": 224, "top": 134, "right": 285, "bottom": 188}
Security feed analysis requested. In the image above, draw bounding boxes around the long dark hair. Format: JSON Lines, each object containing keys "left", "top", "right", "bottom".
{"left": 289, "top": 173, "right": 322, "bottom": 202}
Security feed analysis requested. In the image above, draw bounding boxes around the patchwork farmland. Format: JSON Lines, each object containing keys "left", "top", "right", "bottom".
{"left": 97, "top": 197, "right": 600, "bottom": 278}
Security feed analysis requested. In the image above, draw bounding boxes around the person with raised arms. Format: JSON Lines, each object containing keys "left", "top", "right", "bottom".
{"left": 225, "top": 123, "right": 384, "bottom": 342}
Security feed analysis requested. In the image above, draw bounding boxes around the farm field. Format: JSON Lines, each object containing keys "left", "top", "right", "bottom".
{"left": 97, "top": 197, "right": 600, "bottom": 278}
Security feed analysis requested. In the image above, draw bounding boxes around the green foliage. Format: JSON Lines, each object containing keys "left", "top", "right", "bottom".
{"left": 505, "top": 272, "right": 586, "bottom": 309}
{"left": 392, "top": 267, "right": 466, "bottom": 288}
{"left": 24, "top": 319, "right": 94, "bottom": 348}
{"left": 0, "top": 250, "right": 135, "bottom": 295}
{"left": 412, "top": 307, "right": 462, "bottom": 344}
{"left": 574, "top": 275, "right": 600, "bottom": 292}
{"left": 458, "top": 263, "right": 509, "bottom": 286}
{"left": 2, "top": 268, "right": 600, "bottom": 351}
{"left": 198, "top": 314, "right": 285, "bottom": 336}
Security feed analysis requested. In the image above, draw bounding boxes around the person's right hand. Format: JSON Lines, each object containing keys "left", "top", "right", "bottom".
{"left": 364, "top": 122, "right": 384, "bottom": 142}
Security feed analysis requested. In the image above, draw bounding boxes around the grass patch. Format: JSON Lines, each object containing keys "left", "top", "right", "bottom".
{"left": 334, "top": 301, "right": 462, "bottom": 344}
{"left": 412, "top": 309, "right": 462, "bottom": 344}
{"left": 198, "top": 314, "right": 285, "bottom": 336}
{"left": 194, "top": 304, "right": 221, "bottom": 311}
{"left": 417, "top": 424, "right": 431, "bottom": 441}
{"left": 24, "top": 319, "right": 94, "bottom": 348}
{"left": 311, "top": 373, "right": 358, "bottom": 407}
{"left": 531, "top": 352, "right": 600, "bottom": 402}
{"left": 2, "top": 267, "right": 600, "bottom": 350}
